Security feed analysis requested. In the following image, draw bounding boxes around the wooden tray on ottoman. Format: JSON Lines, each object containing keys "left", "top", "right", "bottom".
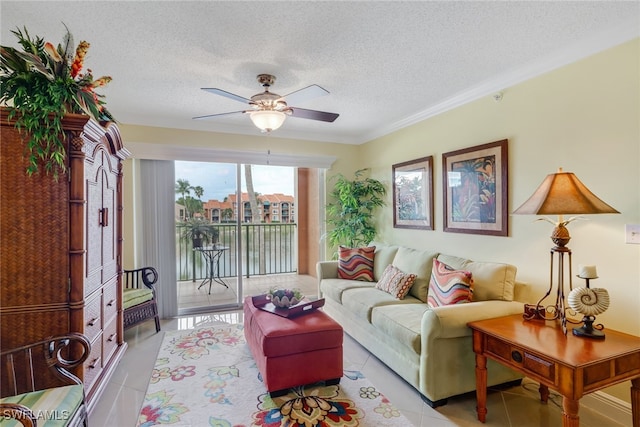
{"left": 251, "top": 294, "right": 325, "bottom": 318}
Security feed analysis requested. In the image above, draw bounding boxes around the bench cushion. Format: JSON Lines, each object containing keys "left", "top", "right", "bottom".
{"left": 123, "top": 288, "right": 154, "bottom": 309}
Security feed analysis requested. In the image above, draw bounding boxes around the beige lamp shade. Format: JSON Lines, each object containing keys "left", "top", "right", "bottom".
{"left": 513, "top": 169, "right": 619, "bottom": 215}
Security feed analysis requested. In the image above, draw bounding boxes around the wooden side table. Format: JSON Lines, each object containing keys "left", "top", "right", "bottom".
{"left": 468, "top": 314, "right": 640, "bottom": 427}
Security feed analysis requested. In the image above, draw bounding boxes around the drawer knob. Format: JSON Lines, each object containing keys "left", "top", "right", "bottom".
{"left": 511, "top": 351, "right": 523, "bottom": 363}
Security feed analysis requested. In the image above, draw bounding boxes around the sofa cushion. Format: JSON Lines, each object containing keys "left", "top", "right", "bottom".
{"left": 341, "top": 287, "right": 421, "bottom": 322}
{"left": 427, "top": 259, "right": 473, "bottom": 308}
{"left": 337, "top": 246, "right": 375, "bottom": 281}
{"left": 375, "top": 264, "right": 416, "bottom": 299}
{"left": 371, "top": 304, "right": 430, "bottom": 355}
{"left": 369, "top": 241, "right": 400, "bottom": 281}
{"left": 392, "top": 247, "right": 439, "bottom": 303}
{"left": 320, "top": 278, "right": 375, "bottom": 304}
{"left": 437, "top": 254, "right": 516, "bottom": 301}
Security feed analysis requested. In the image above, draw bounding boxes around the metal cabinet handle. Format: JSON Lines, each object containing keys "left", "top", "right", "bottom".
{"left": 88, "top": 357, "right": 101, "bottom": 369}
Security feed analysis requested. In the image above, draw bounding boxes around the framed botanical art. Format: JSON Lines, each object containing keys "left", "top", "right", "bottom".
{"left": 442, "top": 139, "right": 508, "bottom": 236}
{"left": 392, "top": 156, "right": 434, "bottom": 230}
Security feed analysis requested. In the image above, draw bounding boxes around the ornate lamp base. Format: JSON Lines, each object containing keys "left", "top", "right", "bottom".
{"left": 572, "top": 316, "right": 605, "bottom": 339}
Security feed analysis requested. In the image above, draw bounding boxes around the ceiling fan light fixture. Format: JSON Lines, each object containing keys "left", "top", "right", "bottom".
{"left": 249, "top": 110, "right": 286, "bottom": 133}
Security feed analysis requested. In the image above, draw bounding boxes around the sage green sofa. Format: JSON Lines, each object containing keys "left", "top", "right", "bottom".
{"left": 317, "top": 241, "right": 529, "bottom": 407}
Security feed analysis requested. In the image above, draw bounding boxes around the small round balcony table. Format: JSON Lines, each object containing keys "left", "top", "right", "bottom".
{"left": 194, "top": 245, "right": 229, "bottom": 294}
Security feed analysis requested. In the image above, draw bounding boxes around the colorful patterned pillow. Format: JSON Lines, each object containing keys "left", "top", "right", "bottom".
{"left": 427, "top": 258, "right": 474, "bottom": 308}
{"left": 337, "top": 246, "right": 376, "bottom": 281}
{"left": 375, "top": 264, "right": 417, "bottom": 299}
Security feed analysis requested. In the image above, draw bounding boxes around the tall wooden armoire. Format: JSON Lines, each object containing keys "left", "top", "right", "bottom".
{"left": 0, "top": 107, "right": 129, "bottom": 412}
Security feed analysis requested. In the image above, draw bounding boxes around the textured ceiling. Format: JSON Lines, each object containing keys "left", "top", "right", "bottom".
{"left": 1, "top": 1, "right": 638, "bottom": 144}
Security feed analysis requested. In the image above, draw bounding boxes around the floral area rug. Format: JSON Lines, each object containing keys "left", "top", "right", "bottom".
{"left": 137, "top": 323, "right": 413, "bottom": 427}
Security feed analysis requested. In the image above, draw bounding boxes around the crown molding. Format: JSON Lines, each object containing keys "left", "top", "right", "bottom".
{"left": 358, "top": 21, "right": 640, "bottom": 145}
{"left": 125, "top": 141, "right": 337, "bottom": 169}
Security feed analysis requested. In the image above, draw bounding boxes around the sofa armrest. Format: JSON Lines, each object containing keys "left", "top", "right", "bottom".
{"left": 317, "top": 261, "right": 339, "bottom": 280}
{"left": 422, "top": 300, "right": 524, "bottom": 340}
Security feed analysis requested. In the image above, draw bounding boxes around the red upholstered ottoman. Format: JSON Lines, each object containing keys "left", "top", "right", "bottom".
{"left": 243, "top": 296, "right": 343, "bottom": 396}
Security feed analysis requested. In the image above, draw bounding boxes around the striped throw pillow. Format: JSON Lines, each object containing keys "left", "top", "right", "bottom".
{"left": 375, "top": 264, "right": 417, "bottom": 299}
{"left": 338, "top": 246, "right": 376, "bottom": 281}
{"left": 427, "top": 258, "right": 473, "bottom": 308}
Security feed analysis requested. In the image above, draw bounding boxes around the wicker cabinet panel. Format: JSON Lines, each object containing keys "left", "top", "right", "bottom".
{"left": 0, "top": 108, "right": 128, "bottom": 413}
{"left": 85, "top": 174, "right": 104, "bottom": 296}
{"left": 103, "top": 316, "right": 119, "bottom": 364}
{"left": 0, "top": 123, "right": 69, "bottom": 308}
{"left": 83, "top": 333, "right": 104, "bottom": 393}
{"left": 102, "top": 156, "right": 119, "bottom": 284}
{"left": 103, "top": 279, "right": 119, "bottom": 323}
{"left": 83, "top": 293, "right": 103, "bottom": 343}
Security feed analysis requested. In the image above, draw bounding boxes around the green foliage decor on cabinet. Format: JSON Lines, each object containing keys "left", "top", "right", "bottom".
{"left": 0, "top": 25, "right": 115, "bottom": 178}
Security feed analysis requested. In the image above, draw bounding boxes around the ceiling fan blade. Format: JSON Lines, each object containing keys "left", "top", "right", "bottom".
{"left": 282, "top": 84, "right": 329, "bottom": 105}
{"left": 193, "top": 111, "right": 246, "bottom": 120}
{"left": 289, "top": 107, "right": 339, "bottom": 122}
{"left": 201, "top": 88, "right": 251, "bottom": 104}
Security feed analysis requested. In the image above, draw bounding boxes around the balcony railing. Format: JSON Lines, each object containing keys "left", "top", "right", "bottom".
{"left": 176, "top": 223, "right": 297, "bottom": 281}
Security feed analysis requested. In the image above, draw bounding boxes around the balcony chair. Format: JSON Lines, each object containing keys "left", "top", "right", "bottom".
{"left": 123, "top": 267, "right": 161, "bottom": 333}
{"left": 0, "top": 333, "right": 91, "bottom": 427}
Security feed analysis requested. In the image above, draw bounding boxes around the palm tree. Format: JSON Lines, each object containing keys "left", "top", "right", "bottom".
{"left": 326, "top": 168, "right": 386, "bottom": 249}
{"left": 222, "top": 208, "right": 233, "bottom": 222}
{"left": 191, "top": 185, "right": 205, "bottom": 218}
{"left": 244, "top": 166, "right": 261, "bottom": 223}
{"left": 192, "top": 185, "right": 204, "bottom": 201}
{"left": 175, "top": 179, "right": 191, "bottom": 219}
{"left": 244, "top": 165, "right": 265, "bottom": 274}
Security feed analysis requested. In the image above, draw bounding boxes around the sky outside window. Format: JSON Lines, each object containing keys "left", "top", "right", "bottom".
{"left": 175, "top": 161, "right": 294, "bottom": 202}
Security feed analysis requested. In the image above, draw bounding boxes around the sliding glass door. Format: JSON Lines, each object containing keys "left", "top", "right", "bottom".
{"left": 176, "top": 161, "right": 296, "bottom": 314}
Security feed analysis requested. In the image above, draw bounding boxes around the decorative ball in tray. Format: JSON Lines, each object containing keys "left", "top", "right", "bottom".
{"left": 268, "top": 288, "right": 303, "bottom": 308}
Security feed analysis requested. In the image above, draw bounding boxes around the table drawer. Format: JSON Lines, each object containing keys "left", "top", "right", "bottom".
{"left": 486, "top": 335, "right": 555, "bottom": 382}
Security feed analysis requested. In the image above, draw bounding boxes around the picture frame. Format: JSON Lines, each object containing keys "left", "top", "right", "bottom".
{"left": 442, "top": 139, "right": 508, "bottom": 236}
{"left": 392, "top": 156, "right": 434, "bottom": 230}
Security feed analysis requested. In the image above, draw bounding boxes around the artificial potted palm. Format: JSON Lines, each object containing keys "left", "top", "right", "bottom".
{"left": 0, "top": 25, "right": 115, "bottom": 179}
{"left": 325, "top": 168, "right": 386, "bottom": 251}
{"left": 183, "top": 218, "right": 219, "bottom": 248}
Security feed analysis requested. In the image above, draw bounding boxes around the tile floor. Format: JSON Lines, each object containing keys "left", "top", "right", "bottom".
{"left": 89, "top": 275, "right": 629, "bottom": 427}
{"left": 178, "top": 273, "right": 319, "bottom": 311}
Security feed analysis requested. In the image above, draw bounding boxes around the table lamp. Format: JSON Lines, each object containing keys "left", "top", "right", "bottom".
{"left": 513, "top": 168, "right": 619, "bottom": 334}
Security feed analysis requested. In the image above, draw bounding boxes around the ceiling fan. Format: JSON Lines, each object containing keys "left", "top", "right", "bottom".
{"left": 193, "top": 74, "right": 339, "bottom": 133}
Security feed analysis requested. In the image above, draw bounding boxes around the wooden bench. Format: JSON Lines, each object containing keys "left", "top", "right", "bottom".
{"left": 123, "top": 267, "right": 161, "bottom": 333}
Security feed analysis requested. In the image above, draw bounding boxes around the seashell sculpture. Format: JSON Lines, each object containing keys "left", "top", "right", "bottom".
{"left": 568, "top": 287, "right": 610, "bottom": 316}
{"left": 268, "top": 289, "right": 303, "bottom": 308}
